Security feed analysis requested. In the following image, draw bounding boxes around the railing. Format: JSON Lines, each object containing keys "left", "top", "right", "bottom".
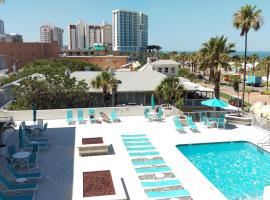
{"left": 0, "top": 105, "right": 181, "bottom": 121}
{"left": 257, "top": 134, "right": 270, "bottom": 148}
{"left": 184, "top": 99, "right": 208, "bottom": 107}
{"left": 183, "top": 111, "right": 231, "bottom": 122}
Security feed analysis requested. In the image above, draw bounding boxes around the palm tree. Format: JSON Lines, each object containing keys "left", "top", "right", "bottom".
{"left": 261, "top": 56, "right": 270, "bottom": 91}
{"left": 155, "top": 77, "right": 184, "bottom": 105}
{"left": 91, "top": 71, "right": 118, "bottom": 107}
{"left": 179, "top": 52, "right": 188, "bottom": 68}
{"left": 233, "top": 5, "right": 263, "bottom": 109}
{"left": 249, "top": 54, "right": 259, "bottom": 76}
{"left": 199, "top": 36, "right": 235, "bottom": 99}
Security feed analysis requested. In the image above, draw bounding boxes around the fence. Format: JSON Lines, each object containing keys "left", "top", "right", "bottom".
{"left": 184, "top": 99, "right": 208, "bottom": 107}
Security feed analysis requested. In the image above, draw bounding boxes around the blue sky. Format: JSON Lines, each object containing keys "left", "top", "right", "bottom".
{"left": 0, "top": 0, "right": 270, "bottom": 51}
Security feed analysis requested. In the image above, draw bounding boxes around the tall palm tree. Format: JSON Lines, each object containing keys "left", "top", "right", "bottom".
{"left": 200, "top": 36, "right": 235, "bottom": 99}
{"left": 155, "top": 77, "right": 184, "bottom": 105}
{"left": 179, "top": 52, "right": 188, "bottom": 68}
{"left": 233, "top": 5, "right": 263, "bottom": 109}
{"left": 91, "top": 71, "right": 118, "bottom": 107}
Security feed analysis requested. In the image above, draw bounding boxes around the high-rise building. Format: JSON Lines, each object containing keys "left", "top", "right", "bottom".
{"left": 0, "top": 20, "right": 4, "bottom": 34}
{"left": 112, "top": 9, "right": 148, "bottom": 52}
{"left": 40, "top": 23, "right": 64, "bottom": 49}
{"left": 68, "top": 20, "right": 85, "bottom": 50}
{"left": 68, "top": 21, "right": 112, "bottom": 50}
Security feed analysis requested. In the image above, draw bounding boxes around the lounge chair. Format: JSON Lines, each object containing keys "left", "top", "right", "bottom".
{"left": 36, "top": 122, "right": 48, "bottom": 136}
{"left": 22, "top": 127, "right": 49, "bottom": 143}
{"left": 111, "top": 111, "right": 121, "bottom": 123}
{"left": 25, "top": 153, "right": 39, "bottom": 170}
{"left": 100, "top": 112, "right": 112, "bottom": 123}
{"left": 173, "top": 117, "right": 185, "bottom": 133}
{"left": 153, "top": 110, "right": 164, "bottom": 121}
{"left": 0, "top": 172, "right": 38, "bottom": 192}
{"left": 144, "top": 109, "right": 153, "bottom": 121}
{"left": 77, "top": 109, "right": 86, "bottom": 124}
{"left": 0, "top": 190, "right": 34, "bottom": 200}
{"left": 19, "top": 125, "right": 48, "bottom": 150}
{"left": 186, "top": 116, "right": 199, "bottom": 131}
{"left": 216, "top": 117, "right": 225, "bottom": 129}
{"left": 66, "top": 109, "right": 75, "bottom": 125}
{"left": 7, "top": 145, "right": 17, "bottom": 157}
{"left": 7, "top": 164, "right": 42, "bottom": 180}
{"left": 6, "top": 157, "right": 19, "bottom": 168}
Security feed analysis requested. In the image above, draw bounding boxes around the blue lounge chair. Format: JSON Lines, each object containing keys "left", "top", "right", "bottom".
{"left": 66, "top": 109, "right": 75, "bottom": 125}
{"left": 153, "top": 109, "right": 164, "bottom": 121}
{"left": 19, "top": 125, "right": 48, "bottom": 150}
{"left": 111, "top": 111, "right": 121, "bottom": 122}
{"left": 36, "top": 122, "right": 48, "bottom": 136}
{"left": 0, "top": 190, "right": 34, "bottom": 200}
{"left": 25, "top": 153, "right": 39, "bottom": 170}
{"left": 144, "top": 109, "right": 153, "bottom": 121}
{"left": 216, "top": 117, "right": 225, "bottom": 129}
{"left": 173, "top": 117, "right": 185, "bottom": 133}
{"left": 21, "top": 121, "right": 31, "bottom": 134}
{"left": 7, "top": 164, "right": 42, "bottom": 180}
{"left": 186, "top": 116, "right": 199, "bottom": 131}
{"left": 88, "top": 108, "right": 95, "bottom": 115}
{"left": 22, "top": 127, "right": 49, "bottom": 143}
{"left": 0, "top": 172, "right": 38, "bottom": 192}
{"left": 77, "top": 109, "right": 86, "bottom": 124}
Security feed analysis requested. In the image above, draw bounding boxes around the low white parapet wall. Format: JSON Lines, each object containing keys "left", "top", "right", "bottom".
{"left": 0, "top": 105, "right": 180, "bottom": 121}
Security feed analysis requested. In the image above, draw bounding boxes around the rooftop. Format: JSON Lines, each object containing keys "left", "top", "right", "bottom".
{"left": 0, "top": 107, "right": 269, "bottom": 200}
{"left": 151, "top": 60, "right": 180, "bottom": 65}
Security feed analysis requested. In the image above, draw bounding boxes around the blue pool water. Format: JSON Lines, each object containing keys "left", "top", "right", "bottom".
{"left": 177, "top": 141, "right": 270, "bottom": 200}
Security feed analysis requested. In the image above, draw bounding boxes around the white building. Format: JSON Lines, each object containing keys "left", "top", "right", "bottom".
{"left": 69, "top": 21, "right": 112, "bottom": 50}
{"left": 150, "top": 60, "right": 179, "bottom": 76}
{"left": 112, "top": 9, "right": 148, "bottom": 52}
{"left": 40, "top": 23, "right": 64, "bottom": 49}
{"left": 0, "top": 20, "right": 4, "bottom": 34}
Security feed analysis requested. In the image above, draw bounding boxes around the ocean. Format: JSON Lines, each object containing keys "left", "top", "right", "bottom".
{"left": 174, "top": 51, "right": 270, "bottom": 59}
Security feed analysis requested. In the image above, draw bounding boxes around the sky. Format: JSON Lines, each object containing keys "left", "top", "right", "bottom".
{"left": 0, "top": 0, "right": 270, "bottom": 51}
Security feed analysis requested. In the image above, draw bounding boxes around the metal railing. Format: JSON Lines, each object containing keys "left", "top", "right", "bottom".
{"left": 184, "top": 99, "right": 208, "bottom": 106}
{"left": 183, "top": 111, "right": 231, "bottom": 122}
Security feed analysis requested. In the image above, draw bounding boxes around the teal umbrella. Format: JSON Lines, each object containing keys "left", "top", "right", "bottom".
{"left": 32, "top": 103, "right": 37, "bottom": 123}
{"left": 151, "top": 94, "right": 155, "bottom": 109}
{"left": 201, "top": 98, "right": 228, "bottom": 108}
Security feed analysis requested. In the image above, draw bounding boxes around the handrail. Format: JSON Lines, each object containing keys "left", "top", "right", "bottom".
{"left": 257, "top": 134, "right": 270, "bottom": 147}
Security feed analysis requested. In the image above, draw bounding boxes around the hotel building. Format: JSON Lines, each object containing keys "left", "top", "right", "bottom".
{"left": 40, "top": 23, "right": 64, "bottom": 49}
{"left": 112, "top": 9, "right": 148, "bottom": 52}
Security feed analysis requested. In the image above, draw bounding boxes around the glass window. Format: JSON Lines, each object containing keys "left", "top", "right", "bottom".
{"left": 158, "top": 68, "right": 162, "bottom": 73}
{"left": 171, "top": 68, "right": 175, "bottom": 73}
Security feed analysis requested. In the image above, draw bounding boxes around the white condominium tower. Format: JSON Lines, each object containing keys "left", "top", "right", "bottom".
{"left": 0, "top": 20, "right": 4, "bottom": 34}
{"left": 40, "top": 23, "right": 64, "bottom": 49}
{"left": 112, "top": 9, "right": 148, "bottom": 52}
{"left": 68, "top": 21, "right": 112, "bottom": 50}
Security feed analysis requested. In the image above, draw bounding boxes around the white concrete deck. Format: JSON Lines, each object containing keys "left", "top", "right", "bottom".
{"left": 2, "top": 116, "right": 269, "bottom": 200}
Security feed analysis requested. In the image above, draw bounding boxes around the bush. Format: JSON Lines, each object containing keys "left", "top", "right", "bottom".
{"left": 261, "top": 90, "right": 270, "bottom": 95}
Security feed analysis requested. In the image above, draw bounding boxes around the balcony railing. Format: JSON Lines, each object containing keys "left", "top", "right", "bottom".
{"left": 184, "top": 99, "right": 209, "bottom": 106}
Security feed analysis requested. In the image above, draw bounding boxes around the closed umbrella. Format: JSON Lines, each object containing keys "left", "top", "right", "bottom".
{"left": 201, "top": 98, "right": 228, "bottom": 109}
{"left": 32, "top": 103, "right": 37, "bottom": 123}
{"left": 151, "top": 94, "right": 155, "bottom": 109}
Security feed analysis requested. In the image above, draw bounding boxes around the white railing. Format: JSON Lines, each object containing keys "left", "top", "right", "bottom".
{"left": 0, "top": 105, "right": 181, "bottom": 121}
{"left": 257, "top": 134, "right": 270, "bottom": 147}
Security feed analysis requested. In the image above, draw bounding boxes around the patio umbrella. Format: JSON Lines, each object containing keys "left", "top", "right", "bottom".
{"left": 201, "top": 98, "right": 228, "bottom": 109}
{"left": 32, "top": 103, "right": 37, "bottom": 123}
{"left": 151, "top": 94, "right": 155, "bottom": 109}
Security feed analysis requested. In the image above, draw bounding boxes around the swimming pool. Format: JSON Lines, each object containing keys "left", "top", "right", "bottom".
{"left": 177, "top": 141, "right": 270, "bottom": 200}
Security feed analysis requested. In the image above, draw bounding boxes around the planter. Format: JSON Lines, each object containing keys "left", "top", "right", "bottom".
{"left": 0, "top": 145, "right": 7, "bottom": 157}
{"left": 225, "top": 114, "right": 252, "bottom": 126}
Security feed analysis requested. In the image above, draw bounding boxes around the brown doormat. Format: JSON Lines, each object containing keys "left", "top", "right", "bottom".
{"left": 82, "top": 137, "right": 103, "bottom": 145}
{"left": 83, "top": 170, "right": 116, "bottom": 197}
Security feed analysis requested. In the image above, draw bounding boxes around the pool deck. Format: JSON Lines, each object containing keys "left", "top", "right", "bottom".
{"left": 2, "top": 116, "right": 269, "bottom": 200}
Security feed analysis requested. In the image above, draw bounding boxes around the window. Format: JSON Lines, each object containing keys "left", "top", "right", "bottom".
{"left": 158, "top": 68, "right": 162, "bottom": 73}
{"left": 171, "top": 67, "right": 175, "bottom": 74}
{"left": 165, "top": 67, "right": 168, "bottom": 73}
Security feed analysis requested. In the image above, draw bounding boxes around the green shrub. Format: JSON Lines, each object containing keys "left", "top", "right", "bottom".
{"left": 261, "top": 90, "right": 270, "bottom": 95}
